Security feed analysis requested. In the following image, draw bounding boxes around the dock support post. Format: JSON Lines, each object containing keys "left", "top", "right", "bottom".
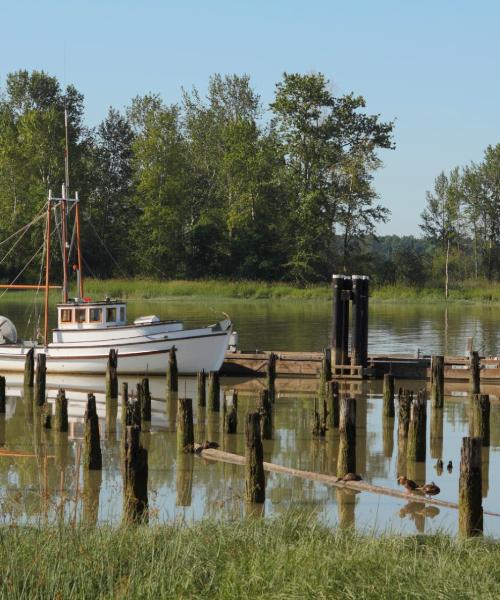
{"left": 0, "top": 376, "right": 5, "bottom": 413}
{"left": 431, "top": 355, "right": 444, "bottom": 408}
{"left": 361, "top": 277, "right": 369, "bottom": 367}
{"left": 469, "top": 351, "right": 480, "bottom": 395}
{"left": 197, "top": 370, "right": 206, "bottom": 407}
{"left": 470, "top": 393, "right": 490, "bottom": 447}
{"left": 397, "top": 389, "right": 412, "bottom": 475}
{"left": 245, "top": 412, "right": 265, "bottom": 503}
{"left": 208, "top": 371, "right": 220, "bottom": 412}
{"left": 383, "top": 374, "right": 395, "bottom": 417}
{"left": 331, "top": 275, "right": 345, "bottom": 366}
{"left": 459, "top": 436, "right": 483, "bottom": 537}
{"left": 258, "top": 389, "right": 273, "bottom": 440}
{"left": 407, "top": 390, "right": 427, "bottom": 463}
{"left": 166, "top": 346, "right": 178, "bottom": 406}
{"left": 54, "top": 388, "right": 68, "bottom": 432}
{"left": 266, "top": 352, "right": 277, "bottom": 403}
{"left": 337, "top": 397, "right": 356, "bottom": 478}
{"left": 341, "top": 277, "right": 351, "bottom": 366}
{"left": 351, "top": 275, "right": 366, "bottom": 367}
{"left": 83, "top": 393, "right": 102, "bottom": 470}
{"left": 34, "top": 353, "right": 46, "bottom": 406}
{"left": 177, "top": 397, "right": 194, "bottom": 452}
{"left": 24, "top": 347, "right": 34, "bottom": 388}
{"left": 123, "top": 425, "right": 148, "bottom": 524}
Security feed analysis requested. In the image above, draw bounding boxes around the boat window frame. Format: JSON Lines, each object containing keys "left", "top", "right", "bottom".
{"left": 89, "top": 307, "right": 103, "bottom": 323}
{"left": 119, "top": 306, "right": 126, "bottom": 322}
{"left": 106, "top": 307, "right": 117, "bottom": 323}
{"left": 75, "top": 308, "right": 87, "bottom": 324}
{"left": 60, "top": 308, "right": 73, "bottom": 323}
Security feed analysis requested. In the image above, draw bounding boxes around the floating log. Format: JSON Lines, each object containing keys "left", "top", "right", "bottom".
{"left": 258, "top": 389, "right": 273, "bottom": 440}
{"left": 106, "top": 349, "right": 118, "bottom": 403}
{"left": 337, "top": 397, "right": 356, "bottom": 478}
{"left": 470, "top": 393, "right": 490, "bottom": 447}
{"left": 54, "top": 388, "right": 68, "bottom": 432}
{"left": 24, "top": 347, "right": 34, "bottom": 388}
{"left": 123, "top": 425, "right": 148, "bottom": 524}
{"left": 83, "top": 393, "right": 102, "bottom": 470}
{"left": 0, "top": 376, "right": 5, "bottom": 413}
{"left": 470, "top": 351, "right": 480, "bottom": 395}
{"left": 194, "top": 444, "right": 500, "bottom": 516}
{"left": 459, "top": 436, "right": 483, "bottom": 537}
{"left": 407, "top": 390, "right": 427, "bottom": 463}
{"left": 431, "top": 355, "right": 444, "bottom": 408}
{"left": 34, "top": 354, "right": 46, "bottom": 406}
{"left": 197, "top": 370, "right": 206, "bottom": 407}
{"left": 177, "top": 397, "right": 194, "bottom": 452}
{"left": 245, "top": 412, "right": 265, "bottom": 503}
{"left": 208, "top": 371, "right": 220, "bottom": 412}
{"left": 383, "top": 373, "right": 395, "bottom": 417}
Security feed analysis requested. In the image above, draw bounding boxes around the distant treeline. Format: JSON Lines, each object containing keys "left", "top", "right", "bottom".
{"left": 0, "top": 70, "right": 498, "bottom": 291}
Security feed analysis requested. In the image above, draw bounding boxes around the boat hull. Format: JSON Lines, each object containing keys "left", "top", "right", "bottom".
{"left": 0, "top": 321, "right": 232, "bottom": 374}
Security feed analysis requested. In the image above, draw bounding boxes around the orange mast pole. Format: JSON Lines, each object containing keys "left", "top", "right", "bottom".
{"left": 75, "top": 192, "right": 84, "bottom": 298}
{"left": 44, "top": 196, "right": 52, "bottom": 346}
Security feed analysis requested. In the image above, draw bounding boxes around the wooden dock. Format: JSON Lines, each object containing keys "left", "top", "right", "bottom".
{"left": 222, "top": 350, "right": 500, "bottom": 384}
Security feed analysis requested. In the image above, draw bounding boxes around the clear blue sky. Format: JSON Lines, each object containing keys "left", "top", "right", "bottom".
{"left": 1, "top": 0, "right": 499, "bottom": 235}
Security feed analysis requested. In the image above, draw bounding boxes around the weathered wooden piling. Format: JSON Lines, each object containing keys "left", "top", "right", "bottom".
{"left": 431, "top": 355, "right": 444, "bottom": 408}
{"left": 397, "top": 389, "right": 412, "bottom": 475}
{"left": 383, "top": 373, "right": 395, "bottom": 417}
{"left": 24, "top": 347, "right": 34, "bottom": 388}
{"left": 458, "top": 436, "right": 483, "bottom": 537}
{"left": 123, "top": 425, "right": 148, "bottom": 524}
{"left": 0, "top": 376, "right": 5, "bottom": 413}
{"left": 140, "top": 378, "right": 151, "bottom": 424}
{"left": 121, "top": 382, "right": 128, "bottom": 425}
{"left": 83, "top": 393, "right": 102, "bottom": 470}
{"left": 337, "top": 397, "right": 356, "bottom": 478}
{"left": 208, "top": 371, "right": 220, "bottom": 412}
{"left": 328, "top": 380, "right": 340, "bottom": 428}
{"left": 360, "top": 277, "right": 369, "bottom": 366}
{"left": 351, "top": 275, "right": 369, "bottom": 367}
{"left": 177, "top": 397, "right": 194, "bottom": 452}
{"left": 469, "top": 351, "right": 480, "bottom": 395}
{"left": 266, "top": 352, "right": 277, "bottom": 403}
{"left": 470, "top": 393, "right": 490, "bottom": 447}
{"left": 166, "top": 346, "right": 178, "bottom": 404}
{"left": 331, "top": 275, "right": 345, "bottom": 366}
{"left": 341, "top": 278, "right": 351, "bottom": 366}
{"left": 54, "top": 388, "right": 68, "bottom": 432}
{"left": 258, "top": 389, "right": 273, "bottom": 439}
{"left": 43, "top": 404, "right": 51, "bottom": 429}
{"left": 34, "top": 353, "right": 46, "bottom": 406}
{"left": 197, "top": 370, "right": 206, "bottom": 407}
{"left": 407, "top": 390, "right": 427, "bottom": 463}
{"left": 106, "top": 348, "right": 118, "bottom": 403}
{"left": 245, "top": 412, "right": 265, "bottom": 503}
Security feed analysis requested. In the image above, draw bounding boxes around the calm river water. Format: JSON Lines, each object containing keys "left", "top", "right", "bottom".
{"left": 1, "top": 297, "right": 500, "bottom": 535}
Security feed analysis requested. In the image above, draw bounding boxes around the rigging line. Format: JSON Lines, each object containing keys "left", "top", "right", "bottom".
{"left": 0, "top": 208, "right": 47, "bottom": 248}
{"left": 26, "top": 225, "right": 47, "bottom": 340}
{"left": 84, "top": 216, "right": 128, "bottom": 278}
{"left": 0, "top": 208, "right": 48, "bottom": 268}
{"left": 0, "top": 242, "right": 45, "bottom": 301}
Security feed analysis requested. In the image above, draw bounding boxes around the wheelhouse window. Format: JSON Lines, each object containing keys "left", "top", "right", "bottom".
{"left": 119, "top": 307, "right": 125, "bottom": 322}
{"left": 75, "top": 308, "right": 87, "bottom": 323}
{"left": 106, "top": 307, "right": 117, "bottom": 323}
{"left": 89, "top": 308, "right": 102, "bottom": 323}
{"left": 61, "top": 309, "right": 72, "bottom": 323}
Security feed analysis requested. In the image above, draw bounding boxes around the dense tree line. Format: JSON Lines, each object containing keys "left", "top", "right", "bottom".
{"left": 0, "top": 70, "right": 393, "bottom": 284}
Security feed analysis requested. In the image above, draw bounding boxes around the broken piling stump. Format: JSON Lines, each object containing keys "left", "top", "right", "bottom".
{"left": 469, "top": 351, "right": 480, "bottom": 395}
{"left": 431, "top": 355, "right": 444, "bottom": 408}
{"left": 83, "top": 393, "right": 102, "bottom": 470}
{"left": 106, "top": 349, "right": 118, "bottom": 404}
{"left": 166, "top": 346, "right": 178, "bottom": 406}
{"left": 383, "top": 373, "right": 395, "bottom": 417}
{"left": 459, "top": 436, "right": 483, "bottom": 537}
{"left": 197, "top": 370, "right": 206, "bottom": 407}
{"left": 123, "top": 425, "right": 148, "bottom": 524}
{"left": 407, "top": 390, "right": 426, "bottom": 463}
{"left": 258, "top": 389, "right": 273, "bottom": 440}
{"left": 24, "top": 347, "right": 34, "bottom": 388}
{"left": 470, "top": 393, "right": 490, "bottom": 447}
{"left": 208, "top": 371, "right": 220, "bottom": 412}
{"left": 54, "top": 388, "right": 68, "bottom": 432}
{"left": 266, "top": 352, "right": 277, "bottom": 403}
{"left": 34, "top": 354, "right": 46, "bottom": 406}
{"left": 337, "top": 397, "right": 356, "bottom": 478}
{"left": 245, "top": 411, "right": 265, "bottom": 503}
{"left": 177, "top": 397, "right": 194, "bottom": 452}
{"left": 0, "top": 376, "right": 5, "bottom": 414}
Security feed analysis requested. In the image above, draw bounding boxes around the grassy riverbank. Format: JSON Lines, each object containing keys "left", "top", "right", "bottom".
{"left": 0, "top": 515, "right": 498, "bottom": 598}
{"left": 82, "top": 277, "right": 500, "bottom": 304}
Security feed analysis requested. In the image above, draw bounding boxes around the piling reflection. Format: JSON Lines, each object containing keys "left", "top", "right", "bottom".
{"left": 337, "top": 489, "right": 356, "bottom": 529}
{"left": 382, "top": 415, "right": 394, "bottom": 459}
{"left": 83, "top": 469, "right": 102, "bottom": 526}
{"left": 482, "top": 446, "right": 490, "bottom": 498}
{"left": 430, "top": 407, "right": 444, "bottom": 459}
{"left": 176, "top": 451, "right": 194, "bottom": 507}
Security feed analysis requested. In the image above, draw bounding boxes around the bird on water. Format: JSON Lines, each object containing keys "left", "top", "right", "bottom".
{"left": 447, "top": 460, "right": 453, "bottom": 473}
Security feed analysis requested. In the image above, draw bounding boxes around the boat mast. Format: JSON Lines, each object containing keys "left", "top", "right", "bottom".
{"left": 75, "top": 191, "right": 84, "bottom": 298}
{"left": 61, "top": 109, "right": 70, "bottom": 303}
{"left": 44, "top": 192, "right": 52, "bottom": 346}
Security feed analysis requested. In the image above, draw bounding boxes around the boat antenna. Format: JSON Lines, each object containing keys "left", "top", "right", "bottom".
{"left": 61, "top": 109, "right": 70, "bottom": 303}
{"left": 64, "top": 108, "right": 70, "bottom": 197}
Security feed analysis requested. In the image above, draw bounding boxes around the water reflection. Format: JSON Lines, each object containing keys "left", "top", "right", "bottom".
{"left": 0, "top": 372, "right": 500, "bottom": 536}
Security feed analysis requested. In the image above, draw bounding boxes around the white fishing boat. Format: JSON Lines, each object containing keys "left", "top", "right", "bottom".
{"left": 0, "top": 115, "right": 232, "bottom": 374}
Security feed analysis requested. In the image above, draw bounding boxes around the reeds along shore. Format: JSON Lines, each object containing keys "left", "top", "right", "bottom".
{"left": 7, "top": 277, "right": 500, "bottom": 303}
{"left": 1, "top": 514, "right": 500, "bottom": 599}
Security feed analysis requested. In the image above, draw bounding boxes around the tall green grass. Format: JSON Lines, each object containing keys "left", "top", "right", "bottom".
{"left": 0, "top": 514, "right": 499, "bottom": 598}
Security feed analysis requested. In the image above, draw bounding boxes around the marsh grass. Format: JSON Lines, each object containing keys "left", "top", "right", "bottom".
{"left": 1, "top": 513, "right": 500, "bottom": 598}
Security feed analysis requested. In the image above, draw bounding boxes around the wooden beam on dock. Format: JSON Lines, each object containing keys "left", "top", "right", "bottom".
{"left": 194, "top": 444, "right": 500, "bottom": 517}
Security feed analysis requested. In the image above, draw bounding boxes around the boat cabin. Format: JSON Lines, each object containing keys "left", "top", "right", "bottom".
{"left": 56, "top": 299, "right": 127, "bottom": 329}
